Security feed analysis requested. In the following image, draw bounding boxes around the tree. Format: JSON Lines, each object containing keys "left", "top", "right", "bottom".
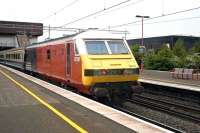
{"left": 172, "top": 39, "right": 188, "bottom": 67}
{"left": 144, "top": 52, "right": 156, "bottom": 70}
{"left": 193, "top": 55, "right": 200, "bottom": 69}
{"left": 158, "top": 45, "right": 174, "bottom": 58}
{"left": 142, "top": 38, "right": 200, "bottom": 71}
{"left": 131, "top": 44, "right": 142, "bottom": 65}
{"left": 191, "top": 39, "right": 200, "bottom": 53}
{"left": 131, "top": 44, "right": 140, "bottom": 54}
{"left": 144, "top": 45, "right": 176, "bottom": 71}
{"left": 173, "top": 38, "right": 187, "bottom": 58}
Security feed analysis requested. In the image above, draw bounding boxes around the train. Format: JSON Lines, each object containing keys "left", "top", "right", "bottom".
{"left": 0, "top": 30, "right": 142, "bottom": 100}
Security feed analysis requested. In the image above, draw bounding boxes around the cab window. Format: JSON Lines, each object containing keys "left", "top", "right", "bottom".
{"left": 85, "top": 41, "right": 108, "bottom": 55}
{"left": 107, "top": 41, "right": 129, "bottom": 54}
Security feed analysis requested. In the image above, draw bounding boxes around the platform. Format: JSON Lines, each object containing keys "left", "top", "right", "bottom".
{"left": 139, "top": 70, "right": 200, "bottom": 92}
{"left": 0, "top": 65, "right": 171, "bottom": 133}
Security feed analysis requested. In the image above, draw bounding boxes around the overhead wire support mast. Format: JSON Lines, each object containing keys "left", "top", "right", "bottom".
{"left": 136, "top": 15, "right": 150, "bottom": 46}
{"left": 132, "top": 16, "right": 200, "bottom": 26}
{"left": 60, "top": 0, "right": 134, "bottom": 27}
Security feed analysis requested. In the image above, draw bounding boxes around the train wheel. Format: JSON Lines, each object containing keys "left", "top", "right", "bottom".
{"left": 131, "top": 85, "right": 144, "bottom": 95}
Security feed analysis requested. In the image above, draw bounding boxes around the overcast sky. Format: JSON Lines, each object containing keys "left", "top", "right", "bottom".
{"left": 1, "top": 0, "right": 200, "bottom": 40}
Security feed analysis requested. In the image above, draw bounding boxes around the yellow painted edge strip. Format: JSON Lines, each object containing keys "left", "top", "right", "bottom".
{"left": 0, "top": 69, "right": 88, "bottom": 133}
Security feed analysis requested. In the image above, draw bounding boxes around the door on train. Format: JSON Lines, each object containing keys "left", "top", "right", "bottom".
{"left": 66, "top": 43, "right": 71, "bottom": 77}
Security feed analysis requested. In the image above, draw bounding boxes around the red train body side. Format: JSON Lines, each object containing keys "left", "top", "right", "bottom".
{"left": 27, "top": 40, "right": 86, "bottom": 93}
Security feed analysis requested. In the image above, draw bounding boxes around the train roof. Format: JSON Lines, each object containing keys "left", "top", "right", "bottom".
{"left": 73, "top": 30, "right": 124, "bottom": 40}
{"left": 31, "top": 33, "right": 78, "bottom": 45}
{"left": 27, "top": 30, "right": 124, "bottom": 48}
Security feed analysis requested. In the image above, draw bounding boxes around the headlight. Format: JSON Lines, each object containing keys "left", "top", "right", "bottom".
{"left": 84, "top": 68, "right": 139, "bottom": 76}
{"left": 123, "top": 69, "right": 139, "bottom": 75}
{"left": 84, "top": 69, "right": 101, "bottom": 76}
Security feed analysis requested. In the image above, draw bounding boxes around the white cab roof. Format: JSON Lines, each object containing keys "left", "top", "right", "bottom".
{"left": 74, "top": 30, "right": 124, "bottom": 40}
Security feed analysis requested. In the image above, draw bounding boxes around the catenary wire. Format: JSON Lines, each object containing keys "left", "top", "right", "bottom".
{"left": 103, "top": 5, "right": 200, "bottom": 29}
{"left": 124, "top": 16, "right": 200, "bottom": 26}
{"left": 38, "top": 0, "right": 79, "bottom": 22}
{"left": 60, "top": 0, "right": 139, "bottom": 27}
{"left": 92, "top": 0, "right": 144, "bottom": 18}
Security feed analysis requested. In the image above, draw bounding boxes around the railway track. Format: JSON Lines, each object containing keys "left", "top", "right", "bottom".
{"left": 143, "top": 90, "right": 200, "bottom": 106}
{"left": 127, "top": 95, "right": 200, "bottom": 123}
{"left": 112, "top": 105, "right": 184, "bottom": 133}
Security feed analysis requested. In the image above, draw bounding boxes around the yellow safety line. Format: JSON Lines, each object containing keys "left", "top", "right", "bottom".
{"left": 0, "top": 69, "right": 88, "bottom": 133}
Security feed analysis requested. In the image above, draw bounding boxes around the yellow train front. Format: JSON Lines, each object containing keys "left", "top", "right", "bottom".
{"left": 76, "top": 30, "right": 141, "bottom": 99}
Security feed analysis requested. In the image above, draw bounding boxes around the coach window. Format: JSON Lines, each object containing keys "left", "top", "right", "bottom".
{"left": 47, "top": 49, "right": 51, "bottom": 59}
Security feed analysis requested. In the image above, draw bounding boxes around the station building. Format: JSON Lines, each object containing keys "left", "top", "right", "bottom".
{"left": 0, "top": 21, "right": 43, "bottom": 51}
{"left": 127, "top": 35, "right": 200, "bottom": 51}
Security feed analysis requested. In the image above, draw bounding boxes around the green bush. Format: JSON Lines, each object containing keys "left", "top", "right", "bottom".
{"left": 176, "top": 57, "right": 187, "bottom": 68}
{"left": 132, "top": 40, "right": 199, "bottom": 71}
{"left": 173, "top": 39, "right": 187, "bottom": 58}
{"left": 192, "top": 39, "right": 200, "bottom": 53}
{"left": 131, "top": 44, "right": 143, "bottom": 65}
{"left": 144, "top": 52, "right": 156, "bottom": 70}
{"left": 144, "top": 46, "right": 177, "bottom": 71}
{"left": 184, "top": 55, "right": 200, "bottom": 69}
{"left": 131, "top": 44, "right": 140, "bottom": 54}
{"left": 191, "top": 55, "right": 200, "bottom": 69}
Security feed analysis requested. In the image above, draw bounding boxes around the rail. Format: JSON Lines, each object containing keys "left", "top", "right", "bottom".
{"left": 127, "top": 95, "right": 200, "bottom": 123}
{"left": 112, "top": 105, "right": 184, "bottom": 133}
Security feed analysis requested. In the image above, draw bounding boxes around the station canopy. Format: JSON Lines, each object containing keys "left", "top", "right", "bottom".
{"left": 0, "top": 21, "right": 43, "bottom": 36}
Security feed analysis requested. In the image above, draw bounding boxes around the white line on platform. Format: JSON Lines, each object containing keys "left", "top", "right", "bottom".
{"left": 139, "top": 79, "right": 200, "bottom": 92}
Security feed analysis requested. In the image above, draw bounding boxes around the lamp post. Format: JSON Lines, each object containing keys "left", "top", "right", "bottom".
{"left": 136, "top": 15, "right": 149, "bottom": 72}
{"left": 136, "top": 15, "right": 150, "bottom": 46}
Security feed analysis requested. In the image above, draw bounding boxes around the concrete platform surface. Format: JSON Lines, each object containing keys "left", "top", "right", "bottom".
{"left": 140, "top": 70, "right": 200, "bottom": 92}
{"left": 0, "top": 65, "right": 172, "bottom": 133}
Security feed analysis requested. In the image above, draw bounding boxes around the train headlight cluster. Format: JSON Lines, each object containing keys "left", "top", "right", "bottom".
{"left": 84, "top": 68, "right": 139, "bottom": 76}
{"left": 123, "top": 69, "right": 139, "bottom": 75}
